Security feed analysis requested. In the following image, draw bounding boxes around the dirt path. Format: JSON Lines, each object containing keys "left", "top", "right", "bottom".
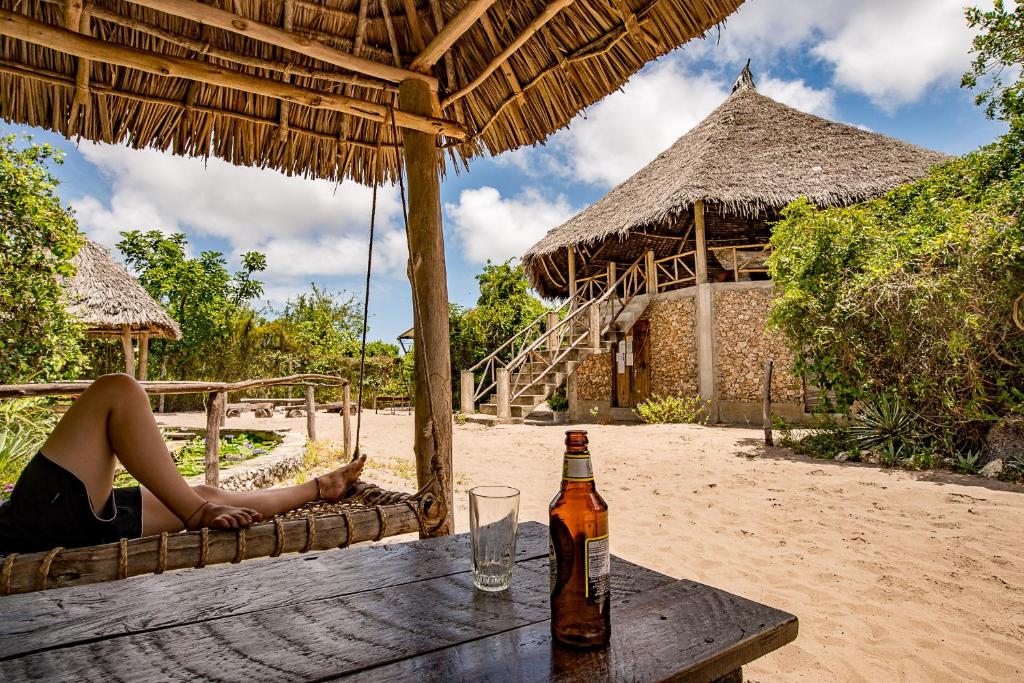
{"left": 159, "top": 411, "right": 1024, "bottom": 682}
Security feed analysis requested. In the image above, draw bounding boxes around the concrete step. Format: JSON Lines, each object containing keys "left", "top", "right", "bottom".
{"left": 462, "top": 413, "right": 523, "bottom": 426}
{"left": 478, "top": 403, "right": 530, "bottom": 418}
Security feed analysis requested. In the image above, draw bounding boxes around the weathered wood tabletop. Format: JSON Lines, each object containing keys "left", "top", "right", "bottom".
{"left": 0, "top": 522, "right": 797, "bottom": 682}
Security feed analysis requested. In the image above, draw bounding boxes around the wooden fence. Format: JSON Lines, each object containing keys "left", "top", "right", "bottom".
{"left": 0, "top": 374, "right": 352, "bottom": 487}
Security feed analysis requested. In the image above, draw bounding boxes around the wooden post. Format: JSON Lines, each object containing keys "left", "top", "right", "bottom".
{"left": 546, "top": 311, "right": 560, "bottom": 351}
{"left": 645, "top": 249, "right": 657, "bottom": 295}
{"left": 763, "top": 359, "right": 774, "bottom": 447}
{"left": 305, "top": 384, "right": 317, "bottom": 442}
{"left": 342, "top": 383, "right": 353, "bottom": 457}
{"left": 158, "top": 357, "right": 167, "bottom": 412}
{"left": 137, "top": 333, "right": 149, "bottom": 381}
{"left": 120, "top": 326, "right": 135, "bottom": 378}
{"left": 400, "top": 77, "right": 454, "bottom": 537}
{"left": 694, "top": 200, "right": 708, "bottom": 284}
{"left": 496, "top": 368, "right": 511, "bottom": 423}
{"left": 567, "top": 246, "right": 577, "bottom": 306}
{"left": 565, "top": 359, "right": 578, "bottom": 422}
{"left": 607, "top": 262, "right": 617, "bottom": 295}
{"left": 460, "top": 370, "right": 475, "bottom": 414}
{"left": 205, "top": 391, "right": 224, "bottom": 487}
{"left": 589, "top": 303, "right": 602, "bottom": 352}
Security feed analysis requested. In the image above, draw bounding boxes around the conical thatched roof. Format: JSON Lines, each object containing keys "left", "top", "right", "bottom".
{"left": 66, "top": 239, "right": 182, "bottom": 339}
{"left": 0, "top": 0, "right": 744, "bottom": 185}
{"left": 523, "top": 64, "right": 950, "bottom": 288}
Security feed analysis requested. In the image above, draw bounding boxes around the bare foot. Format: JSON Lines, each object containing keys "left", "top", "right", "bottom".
{"left": 317, "top": 455, "right": 367, "bottom": 502}
{"left": 190, "top": 502, "right": 263, "bottom": 530}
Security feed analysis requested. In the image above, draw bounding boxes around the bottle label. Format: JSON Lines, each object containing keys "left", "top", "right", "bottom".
{"left": 585, "top": 534, "right": 610, "bottom": 604}
{"left": 562, "top": 455, "right": 593, "bottom": 481}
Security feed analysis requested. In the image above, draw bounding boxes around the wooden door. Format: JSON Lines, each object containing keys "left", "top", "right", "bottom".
{"left": 631, "top": 320, "right": 651, "bottom": 406}
{"left": 613, "top": 339, "right": 630, "bottom": 408}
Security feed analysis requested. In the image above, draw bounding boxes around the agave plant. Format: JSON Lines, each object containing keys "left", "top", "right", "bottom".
{"left": 849, "top": 394, "right": 918, "bottom": 451}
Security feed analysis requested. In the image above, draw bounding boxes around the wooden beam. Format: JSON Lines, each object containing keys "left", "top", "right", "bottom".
{"left": 567, "top": 245, "right": 577, "bottom": 303}
{"left": 694, "top": 199, "right": 708, "bottom": 284}
{"left": 0, "top": 10, "right": 467, "bottom": 139}
{"left": 305, "top": 384, "right": 317, "bottom": 442}
{"left": 138, "top": 333, "right": 150, "bottom": 381}
{"left": 205, "top": 391, "right": 224, "bottom": 486}
{"left": 400, "top": 77, "right": 453, "bottom": 537}
{"left": 120, "top": 327, "right": 135, "bottom": 378}
{"left": 442, "top": 0, "right": 574, "bottom": 108}
{"left": 378, "top": 0, "right": 402, "bottom": 66}
{"left": 426, "top": 0, "right": 462, "bottom": 125}
{"left": 277, "top": 0, "right": 295, "bottom": 145}
{"left": 479, "top": 12, "right": 522, "bottom": 96}
{"left": 125, "top": 0, "right": 437, "bottom": 89}
{"left": 410, "top": 0, "right": 497, "bottom": 72}
{"left": 401, "top": 0, "right": 426, "bottom": 53}
{"left": 65, "top": 0, "right": 91, "bottom": 134}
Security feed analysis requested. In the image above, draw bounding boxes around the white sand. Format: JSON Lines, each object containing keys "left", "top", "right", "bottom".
{"left": 161, "top": 411, "right": 1024, "bottom": 682}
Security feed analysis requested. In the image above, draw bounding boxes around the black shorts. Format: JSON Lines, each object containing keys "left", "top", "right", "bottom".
{"left": 0, "top": 452, "right": 143, "bottom": 556}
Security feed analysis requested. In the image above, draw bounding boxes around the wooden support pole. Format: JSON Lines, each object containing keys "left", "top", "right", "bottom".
{"left": 400, "top": 78, "right": 454, "bottom": 537}
{"left": 607, "top": 262, "right": 618, "bottom": 295}
{"left": 137, "top": 333, "right": 149, "bottom": 381}
{"left": 694, "top": 200, "right": 708, "bottom": 284}
{"left": 460, "top": 370, "right": 475, "bottom": 414}
{"left": 645, "top": 249, "right": 657, "bottom": 295}
{"left": 120, "top": 327, "right": 135, "bottom": 378}
{"left": 124, "top": 0, "right": 436, "bottom": 88}
{"left": 763, "top": 359, "right": 774, "bottom": 447}
{"left": 205, "top": 391, "right": 224, "bottom": 487}
{"left": 0, "top": 10, "right": 464, "bottom": 139}
{"left": 567, "top": 246, "right": 577, "bottom": 305}
{"left": 589, "top": 303, "right": 602, "bottom": 352}
{"left": 496, "top": 368, "right": 511, "bottom": 423}
{"left": 565, "top": 359, "right": 578, "bottom": 422}
{"left": 305, "top": 384, "right": 317, "bottom": 442}
{"left": 342, "top": 383, "right": 352, "bottom": 457}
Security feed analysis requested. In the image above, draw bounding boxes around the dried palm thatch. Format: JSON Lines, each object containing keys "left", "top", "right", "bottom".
{"left": 0, "top": 0, "right": 744, "bottom": 185}
{"left": 523, "top": 64, "right": 950, "bottom": 296}
{"left": 65, "top": 238, "right": 181, "bottom": 339}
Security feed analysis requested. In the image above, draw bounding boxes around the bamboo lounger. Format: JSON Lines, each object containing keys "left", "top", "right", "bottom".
{"left": 0, "top": 375, "right": 443, "bottom": 596}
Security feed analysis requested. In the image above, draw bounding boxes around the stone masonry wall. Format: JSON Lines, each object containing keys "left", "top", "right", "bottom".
{"left": 713, "top": 286, "right": 802, "bottom": 402}
{"left": 576, "top": 353, "right": 611, "bottom": 400}
{"left": 641, "top": 296, "right": 699, "bottom": 398}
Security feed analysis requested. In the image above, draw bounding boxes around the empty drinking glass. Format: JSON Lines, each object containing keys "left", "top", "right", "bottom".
{"left": 469, "top": 486, "right": 520, "bottom": 592}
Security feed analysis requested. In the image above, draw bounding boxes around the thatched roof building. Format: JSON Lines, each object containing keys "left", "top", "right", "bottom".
{"left": 65, "top": 239, "right": 180, "bottom": 378}
{"left": 524, "top": 64, "right": 950, "bottom": 297}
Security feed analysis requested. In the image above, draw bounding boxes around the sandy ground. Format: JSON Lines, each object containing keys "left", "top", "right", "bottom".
{"left": 159, "top": 410, "right": 1024, "bottom": 682}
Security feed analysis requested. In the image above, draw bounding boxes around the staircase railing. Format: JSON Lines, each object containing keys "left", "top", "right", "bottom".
{"left": 508, "top": 255, "right": 647, "bottom": 404}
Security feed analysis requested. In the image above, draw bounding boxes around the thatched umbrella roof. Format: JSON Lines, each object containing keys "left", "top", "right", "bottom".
{"left": 0, "top": 0, "right": 743, "bottom": 185}
{"left": 523, "top": 64, "right": 950, "bottom": 295}
{"left": 66, "top": 238, "right": 182, "bottom": 339}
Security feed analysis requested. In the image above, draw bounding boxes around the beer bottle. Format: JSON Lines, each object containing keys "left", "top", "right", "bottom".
{"left": 549, "top": 429, "right": 610, "bottom": 648}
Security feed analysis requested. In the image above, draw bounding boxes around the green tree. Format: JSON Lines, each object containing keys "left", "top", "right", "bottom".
{"left": 116, "top": 230, "right": 266, "bottom": 381}
{"left": 962, "top": 1, "right": 1024, "bottom": 124}
{"left": 0, "top": 135, "right": 84, "bottom": 382}
{"left": 278, "top": 284, "right": 363, "bottom": 374}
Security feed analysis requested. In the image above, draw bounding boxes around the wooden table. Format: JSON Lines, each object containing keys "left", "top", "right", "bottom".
{"left": 0, "top": 522, "right": 797, "bottom": 681}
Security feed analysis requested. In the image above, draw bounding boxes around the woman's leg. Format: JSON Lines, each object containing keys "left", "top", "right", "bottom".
{"left": 141, "top": 455, "right": 366, "bottom": 535}
{"left": 42, "top": 373, "right": 259, "bottom": 530}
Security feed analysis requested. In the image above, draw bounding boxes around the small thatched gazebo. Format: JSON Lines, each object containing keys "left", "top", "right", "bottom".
{"left": 518, "top": 64, "right": 949, "bottom": 424}
{"left": 66, "top": 238, "right": 181, "bottom": 379}
{"left": 0, "top": 0, "right": 746, "bottom": 534}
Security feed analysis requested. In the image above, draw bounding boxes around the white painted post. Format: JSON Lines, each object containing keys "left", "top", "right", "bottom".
{"left": 496, "top": 368, "right": 511, "bottom": 423}
{"left": 460, "top": 370, "right": 475, "bottom": 414}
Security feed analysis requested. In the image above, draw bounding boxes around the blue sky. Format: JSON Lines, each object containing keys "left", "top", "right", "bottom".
{"left": 2, "top": 0, "right": 1007, "bottom": 344}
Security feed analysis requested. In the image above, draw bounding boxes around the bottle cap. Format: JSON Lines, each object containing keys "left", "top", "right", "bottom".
{"left": 564, "top": 429, "right": 588, "bottom": 453}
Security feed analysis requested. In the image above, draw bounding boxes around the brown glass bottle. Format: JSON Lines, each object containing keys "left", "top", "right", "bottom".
{"left": 549, "top": 430, "right": 610, "bottom": 648}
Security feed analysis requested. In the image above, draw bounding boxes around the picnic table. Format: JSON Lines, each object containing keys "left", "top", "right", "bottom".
{"left": 0, "top": 522, "right": 797, "bottom": 681}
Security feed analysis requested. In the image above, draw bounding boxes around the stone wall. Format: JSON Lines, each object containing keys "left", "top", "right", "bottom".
{"left": 713, "top": 286, "right": 802, "bottom": 402}
{"left": 576, "top": 353, "right": 612, "bottom": 400}
{"left": 641, "top": 295, "right": 699, "bottom": 398}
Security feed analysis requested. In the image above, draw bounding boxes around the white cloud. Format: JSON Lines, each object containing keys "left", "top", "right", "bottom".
{"left": 553, "top": 60, "right": 729, "bottom": 187}
{"left": 702, "top": 0, "right": 991, "bottom": 111}
{"left": 760, "top": 76, "right": 836, "bottom": 118}
{"left": 69, "top": 142, "right": 406, "bottom": 284}
{"left": 445, "top": 187, "right": 576, "bottom": 264}
{"left": 811, "top": 0, "right": 987, "bottom": 110}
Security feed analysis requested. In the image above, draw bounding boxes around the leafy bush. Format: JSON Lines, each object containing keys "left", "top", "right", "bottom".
{"left": 768, "top": 133, "right": 1024, "bottom": 454}
{"left": 547, "top": 386, "right": 569, "bottom": 412}
{"left": 0, "top": 399, "right": 58, "bottom": 495}
{"left": 636, "top": 394, "right": 709, "bottom": 425}
{"left": 953, "top": 450, "right": 982, "bottom": 474}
